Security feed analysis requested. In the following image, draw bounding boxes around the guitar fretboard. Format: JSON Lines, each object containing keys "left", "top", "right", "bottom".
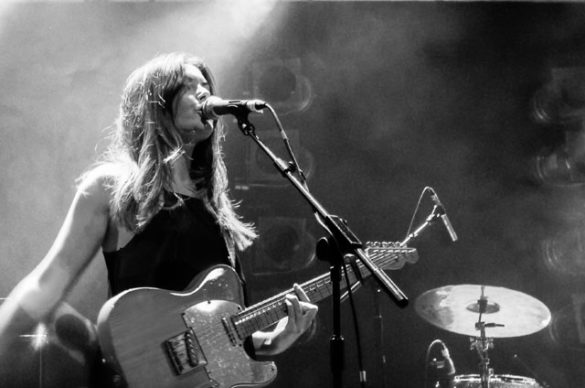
{"left": 231, "top": 243, "right": 417, "bottom": 341}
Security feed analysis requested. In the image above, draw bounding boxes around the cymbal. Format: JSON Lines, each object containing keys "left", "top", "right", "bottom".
{"left": 414, "top": 284, "right": 551, "bottom": 338}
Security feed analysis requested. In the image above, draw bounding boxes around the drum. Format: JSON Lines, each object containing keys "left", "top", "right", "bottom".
{"left": 453, "top": 374, "right": 542, "bottom": 388}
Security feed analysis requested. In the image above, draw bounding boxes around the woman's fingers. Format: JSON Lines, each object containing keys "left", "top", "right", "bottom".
{"left": 285, "top": 285, "right": 318, "bottom": 334}
{"left": 293, "top": 283, "right": 310, "bottom": 302}
{"left": 285, "top": 295, "right": 302, "bottom": 320}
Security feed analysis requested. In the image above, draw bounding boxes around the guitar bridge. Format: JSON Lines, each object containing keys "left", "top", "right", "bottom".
{"left": 165, "top": 329, "right": 207, "bottom": 376}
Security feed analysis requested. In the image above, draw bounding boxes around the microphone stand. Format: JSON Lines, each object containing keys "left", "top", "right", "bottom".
{"left": 373, "top": 205, "right": 445, "bottom": 388}
{"left": 235, "top": 115, "right": 408, "bottom": 388}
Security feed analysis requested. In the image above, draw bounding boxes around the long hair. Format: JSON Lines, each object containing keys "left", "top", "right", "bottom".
{"left": 84, "top": 52, "right": 256, "bottom": 251}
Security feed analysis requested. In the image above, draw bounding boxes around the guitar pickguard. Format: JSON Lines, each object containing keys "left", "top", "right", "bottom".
{"left": 180, "top": 300, "right": 276, "bottom": 388}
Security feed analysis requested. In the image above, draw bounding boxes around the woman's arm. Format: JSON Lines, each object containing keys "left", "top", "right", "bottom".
{"left": 0, "top": 173, "right": 110, "bottom": 352}
{"left": 252, "top": 284, "right": 318, "bottom": 356}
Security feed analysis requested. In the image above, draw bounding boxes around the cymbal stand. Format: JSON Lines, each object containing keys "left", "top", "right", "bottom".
{"left": 470, "top": 323, "right": 493, "bottom": 388}
{"left": 471, "top": 286, "right": 493, "bottom": 388}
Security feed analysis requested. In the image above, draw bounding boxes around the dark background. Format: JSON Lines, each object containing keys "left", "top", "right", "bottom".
{"left": 1, "top": 2, "right": 584, "bottom": 387}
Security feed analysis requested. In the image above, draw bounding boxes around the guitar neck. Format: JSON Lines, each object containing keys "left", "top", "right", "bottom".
{"left": 231, "top": 244, "right": 415, "bottom": 340}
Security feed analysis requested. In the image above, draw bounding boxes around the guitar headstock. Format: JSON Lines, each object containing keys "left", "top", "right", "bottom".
{"left": 365, "top": 241, "right": 419, "bottom": 270}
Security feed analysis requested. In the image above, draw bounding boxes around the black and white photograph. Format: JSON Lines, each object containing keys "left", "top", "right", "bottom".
{"left": 0, "top": 1, "right": 584, "bottom": 387}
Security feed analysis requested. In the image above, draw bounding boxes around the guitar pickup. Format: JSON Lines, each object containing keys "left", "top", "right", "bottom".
{"left": 165, "top": 329, "right": 207, "bottom": 376}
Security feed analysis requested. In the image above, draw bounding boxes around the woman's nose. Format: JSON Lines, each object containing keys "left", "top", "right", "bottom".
{"left": 193, "top": 94, "right": 206, "bottom": 108}
{"left": 196, "top": 85, "right": 210, "bottom": 100}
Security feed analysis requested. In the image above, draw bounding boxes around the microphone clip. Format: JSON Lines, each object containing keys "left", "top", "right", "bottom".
{"left": 429, "top": 189, "right": 458, "bottom": 242}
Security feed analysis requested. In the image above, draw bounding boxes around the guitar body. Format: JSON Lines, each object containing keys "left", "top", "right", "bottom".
{"left": 97, "top": 265, "right": 277, "bottom": 388}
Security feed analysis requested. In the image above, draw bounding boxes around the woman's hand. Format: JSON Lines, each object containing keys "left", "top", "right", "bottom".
{"left": 253, "top": 284, "right": 318, "bottom": 356}
{"left": 282, "top": 284, "right": 318, "bottom": 338}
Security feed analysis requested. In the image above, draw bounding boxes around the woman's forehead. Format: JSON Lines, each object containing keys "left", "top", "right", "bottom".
{"left": 183, "top": 64, "right": 208, "bottom": 84}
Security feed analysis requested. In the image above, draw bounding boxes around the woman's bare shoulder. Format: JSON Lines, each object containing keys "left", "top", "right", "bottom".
{"left": 76, "top": 162, "right": 128, "bottom": 206}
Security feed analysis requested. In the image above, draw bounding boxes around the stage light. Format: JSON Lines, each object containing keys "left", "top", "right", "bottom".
{"left": 532, "top": 67, "right": 585, "bottom": 125}
{"left": 251, "top": 58, "right": 313, "bottom": 115}
{"left": 19, "top": 323, "right": 49, "bottom": 351}
{"left": 548, "top": 294, "right": 585, "bottom": 351}
{"left": 541, "top": 226, "right": 585, "bottom": 277}
{"left": 531, "top": 67, "right": 585, "bottom": 186}
{"left": 532, "top": 126, "right": 585, "bottom": 186}
{"left": 250, "top": 216, "right": 316, "bottom": 275}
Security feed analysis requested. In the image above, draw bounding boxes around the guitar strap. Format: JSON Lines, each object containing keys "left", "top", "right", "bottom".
{"left": 221, "top": 229, "right": 250, "bottom": 303}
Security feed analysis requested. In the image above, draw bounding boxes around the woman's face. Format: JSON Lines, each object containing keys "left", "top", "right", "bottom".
{"left": 171, "top": 64, "right": 214, "bottom": 145}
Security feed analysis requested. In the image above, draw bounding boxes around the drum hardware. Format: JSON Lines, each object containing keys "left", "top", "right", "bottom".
{"left": 470, "top": 321, "right": 503, "bottom": 388}
{"left": 470, "top": 286, "right": 506, "bottom": 388}
{"left": 415, "top": 285, "right": 552, "bottom": 388}
{"left": 453, "top": 374, "right": 543, "bottom": 388}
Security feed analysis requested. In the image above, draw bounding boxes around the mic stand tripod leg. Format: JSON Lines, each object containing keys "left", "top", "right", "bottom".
{"left": 373, "top": 286, "right": 388, "bottom": 388}
{"left": 317, "top": 237, "right": 344, "bottom": 388}
{"left": 331, "top": 261, "right": 344, "bottom": 388}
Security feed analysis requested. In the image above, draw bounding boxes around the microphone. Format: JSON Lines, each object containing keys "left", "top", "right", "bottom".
{"left": 201, "top": 96, "right": 267, "bottom": 120}
{"left": 430, "top": 188, "right": 458, "bottom": 242}
{"left": 431, "top": 342, "right": 456, "bottom": 388}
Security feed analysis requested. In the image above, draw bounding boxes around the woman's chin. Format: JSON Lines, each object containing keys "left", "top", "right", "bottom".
{"left": 181, "top": 126, "right": 213, "bottom": 145}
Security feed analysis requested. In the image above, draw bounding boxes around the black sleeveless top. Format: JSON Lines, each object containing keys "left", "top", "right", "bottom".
{"left": 103, "top": 196, "right": 232, "bottom": 296}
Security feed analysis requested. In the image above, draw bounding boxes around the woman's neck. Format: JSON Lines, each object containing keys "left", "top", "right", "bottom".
{"left": 171, "top": 152, "right": 197, "bottom": 196}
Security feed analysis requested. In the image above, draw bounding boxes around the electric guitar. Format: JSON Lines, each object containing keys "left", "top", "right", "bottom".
{"left": 97, "top": 242, "right": 418, "bottom": 388}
